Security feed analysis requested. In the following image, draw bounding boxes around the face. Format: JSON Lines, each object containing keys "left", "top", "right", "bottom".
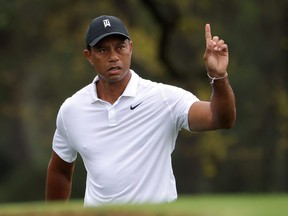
{"left": 84, "top": 36, "right": 133, "bottom": 84}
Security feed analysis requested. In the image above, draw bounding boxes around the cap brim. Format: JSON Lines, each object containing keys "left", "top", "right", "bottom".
{"left": 89, "top": 32, "right": 130, "bottom": 47}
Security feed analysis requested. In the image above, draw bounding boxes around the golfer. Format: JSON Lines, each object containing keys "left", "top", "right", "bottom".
{"left": 46, "top": 15, "right": 236, "bottom": 206}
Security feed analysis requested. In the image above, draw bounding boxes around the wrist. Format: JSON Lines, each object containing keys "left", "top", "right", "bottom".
{"left": 207, "top": 71, "right": 228, "bottom": 84}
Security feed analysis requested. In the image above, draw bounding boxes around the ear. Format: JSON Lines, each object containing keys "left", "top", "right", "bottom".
{"left": 83, "top": 49, "right": 93, "bottom": 65}
{"left": 129, "top": 40, "right": 133, "bottom": 55}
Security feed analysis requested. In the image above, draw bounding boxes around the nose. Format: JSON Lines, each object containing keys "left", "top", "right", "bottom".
{"left": 109, "top": 49, "right": 119, "bottom": 62}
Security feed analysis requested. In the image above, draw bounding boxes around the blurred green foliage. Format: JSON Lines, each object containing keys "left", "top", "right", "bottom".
{"left": 0, "top": 0, "right": 287, "bottom": 202}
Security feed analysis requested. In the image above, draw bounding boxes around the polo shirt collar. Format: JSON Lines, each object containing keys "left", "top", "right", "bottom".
{"left": 89, "top": 70, "right": 139, "bottom": 103}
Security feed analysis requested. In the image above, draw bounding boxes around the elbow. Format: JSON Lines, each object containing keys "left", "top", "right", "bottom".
{"left": 221, "top": 110, "right": 236, "bottom": 129}
{"left": 223, "top": 119, "right": 235, "bottom": 129}
{"left": 215, "top": 109, "right": 236, "bottom": 130}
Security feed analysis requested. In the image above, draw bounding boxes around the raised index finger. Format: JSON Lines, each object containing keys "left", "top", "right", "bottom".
{"left": 205, "top": 23, "right": 212, "bottom": 46}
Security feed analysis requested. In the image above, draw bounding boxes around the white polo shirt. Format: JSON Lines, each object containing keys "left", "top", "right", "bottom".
{"left": 52, "top": 70, "right": 199, "bottom": 206}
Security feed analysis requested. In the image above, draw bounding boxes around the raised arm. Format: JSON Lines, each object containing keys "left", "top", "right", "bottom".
{"left": 188, "top": 24, "right": 236, "bottom": 131}
{"left": 46, "top": 151, "right": 75, "bottom": 201}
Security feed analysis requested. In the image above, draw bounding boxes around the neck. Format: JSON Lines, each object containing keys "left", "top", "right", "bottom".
{"left": 96, "top": 72, "right": 131, "bottom": 104}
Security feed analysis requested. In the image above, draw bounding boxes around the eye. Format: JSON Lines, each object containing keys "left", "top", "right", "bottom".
{"left": 98, "top": 48, "right": 107, "bottom": 53}
{"left": 117, "top": 44, "right": 126, "bottom": 50}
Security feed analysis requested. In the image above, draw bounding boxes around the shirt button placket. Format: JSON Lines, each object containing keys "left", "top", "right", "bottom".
{"left": 108, "top": 107, "right": 117, "bottom": 126}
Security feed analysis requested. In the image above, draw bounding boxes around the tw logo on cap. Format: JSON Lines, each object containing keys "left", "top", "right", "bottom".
{"left": 103, "top": 19, "right": 111, "bottom": 28}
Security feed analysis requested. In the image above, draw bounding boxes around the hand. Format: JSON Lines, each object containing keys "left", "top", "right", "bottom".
{"left": 204, "top": 24, "right": 229, "bottom": 76}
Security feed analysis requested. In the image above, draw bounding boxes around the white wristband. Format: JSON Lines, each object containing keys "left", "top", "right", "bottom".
{"left": 207, "top": 72, "right": 228, "bottom": 84}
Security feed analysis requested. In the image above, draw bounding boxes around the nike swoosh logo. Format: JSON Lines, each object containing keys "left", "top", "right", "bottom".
{"left": 130, "top": 101, "right": 143, "bottom": 110}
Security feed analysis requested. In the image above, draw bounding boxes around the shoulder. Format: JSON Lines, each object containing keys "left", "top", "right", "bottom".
{"left": 139, "top": 77, "right": 195, "bottom": 99}
{"left": 60, "top": 83, "right": 93, "bottom": 114}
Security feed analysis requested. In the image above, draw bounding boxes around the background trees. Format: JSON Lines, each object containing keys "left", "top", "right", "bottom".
{"left": 0, "top": 0, "right": 287, "bottom": 202}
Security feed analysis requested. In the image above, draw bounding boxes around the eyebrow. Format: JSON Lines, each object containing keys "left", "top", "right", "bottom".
{"left": 94, "top": 38, "right": 128, "bottom": 49}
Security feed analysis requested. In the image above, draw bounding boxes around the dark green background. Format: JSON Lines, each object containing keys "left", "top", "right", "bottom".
{"left": 0, "top": 0, "right": 287, "bottom": 202}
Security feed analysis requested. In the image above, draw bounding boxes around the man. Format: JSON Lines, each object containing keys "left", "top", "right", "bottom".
{"left": 46, "top": 15, "right": 236, "bottom": 206}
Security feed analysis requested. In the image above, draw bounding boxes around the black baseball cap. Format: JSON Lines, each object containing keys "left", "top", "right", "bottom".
{"left": 86, "top": 15, "right": 130, "bottom": 48}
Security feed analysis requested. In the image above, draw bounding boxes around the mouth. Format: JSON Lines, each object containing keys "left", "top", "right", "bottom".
{"left": 108, "top": 66, "right": 121, "bottom": 72}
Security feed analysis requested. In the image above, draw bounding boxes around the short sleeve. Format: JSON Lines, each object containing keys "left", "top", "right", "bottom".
{"left": 52, "top": 107, "right": 77, "bottom": 163}
{"left": 160, "top": 84, "right": 199, "bottom": 131}
{"left": 177, "top": 92, "right": 199, "bottom": 130}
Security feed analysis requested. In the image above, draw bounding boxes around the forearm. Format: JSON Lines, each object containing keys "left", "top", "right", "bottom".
{"left": 45, "top": 154, "right": 74, "bottom": 202}
{"left": 210, "top": 76, "right": 236, "bottom": 129}
{"left": 46, "top": 169, "right": 73, "bottom": 201}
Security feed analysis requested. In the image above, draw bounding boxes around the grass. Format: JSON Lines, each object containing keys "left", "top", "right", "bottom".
{"left": 0, "top": 194, "right": 288, "bottom": 216}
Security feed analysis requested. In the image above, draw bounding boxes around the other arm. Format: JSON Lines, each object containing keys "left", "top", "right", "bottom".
{"left": 188, "top": 24, "right": 236, "bottom": 131}
{"left": 45, "top": 151, "right": 75, "bottom": 201}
